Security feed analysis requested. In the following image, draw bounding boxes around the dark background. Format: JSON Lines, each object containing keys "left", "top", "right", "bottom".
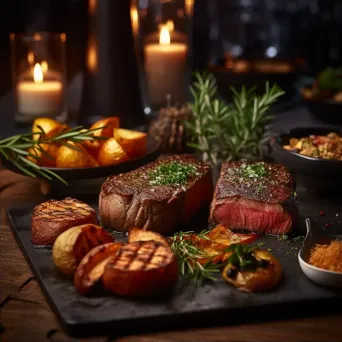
{"left": 1, "top": 0, "right": 342, "bottom": 118}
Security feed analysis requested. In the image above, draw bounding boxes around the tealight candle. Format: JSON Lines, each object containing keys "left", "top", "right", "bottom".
{"left": 17, "top": 63, "right": 63, "bottom": 116}
{"left": 144, "top": 26, "right": 188, "bottom": 108}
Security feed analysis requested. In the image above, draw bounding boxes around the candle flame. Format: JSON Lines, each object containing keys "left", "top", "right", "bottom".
{"left": 159, "top": 27, "right": 170, "bottom": 45}
{"left": 27, "top": 52, "right": 34, "bottom": 65}
{"left": 166, "top": 20, "right": 174, "bottom": 32}
{"left": 185, "top": 0, "right": 194, "bottom": 16}
{"left": 33, "top": 63, "right": 43, "bottom": 83}
{"left": 41, "top": 60, "right": 48, "bottom": 72}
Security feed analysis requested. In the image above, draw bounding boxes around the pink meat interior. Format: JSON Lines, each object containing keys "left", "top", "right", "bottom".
{"left": 213, "top": 197, "right": 292, "bottom": 235}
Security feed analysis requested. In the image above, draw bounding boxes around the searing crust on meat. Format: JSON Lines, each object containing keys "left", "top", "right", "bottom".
{"left": 31, "top": 197, "right": 99, "bottom": 246}
{"left": 99, "top": 155, "right": 213, "bottom": 233}
{"left": 209, "top": 161, "right": 299, "bottom": 235}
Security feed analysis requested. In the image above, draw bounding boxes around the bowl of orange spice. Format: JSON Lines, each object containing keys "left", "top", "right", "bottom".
{"left": 298, "top": 218, "right": 342, "bottom": 288}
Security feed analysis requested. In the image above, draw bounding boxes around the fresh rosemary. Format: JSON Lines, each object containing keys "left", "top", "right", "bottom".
{"left": 0, "top": 126, "right": 105, "bottom": 185}
{"left": 185, "top": 71, "right": 285, "bottom": 166}
{"left": 169, "top": 230, "right": 222, "bottom": 286}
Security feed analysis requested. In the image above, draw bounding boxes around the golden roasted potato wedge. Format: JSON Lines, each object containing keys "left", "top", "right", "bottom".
{"left": 32, "top": 117, "right": 68, "bottom": 141}
{"left": 52, "top": 224, "right": 114, "bottom": 275}
{"left": 102, "top": 241, "right": 178, "bottom": 298}
{"left": 56, "top": 141, "right": 99, "bottom": 168}
{"left": 27, "top": 143, "right": 60, "bottom": 167}
{"left": 74, "top": 242, "right": 123, "bottom": 294}
{"left": 128, "top": 228, "right": 169, "bottom": 247}
{"left": 222, "top": 248, "right": 282, "bottom": 292}
{"left": 113, "top": 128, "right": 147, "bottom": 158}
{"left": 84, "top": 116, "right": 120, "bottom": 152}
{"left": 97, "top": 138, "right": 129, "bottom": 166}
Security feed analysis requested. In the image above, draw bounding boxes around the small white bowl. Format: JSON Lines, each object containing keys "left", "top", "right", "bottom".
{"left": 298, "top": 218, "right": 342, "bottom": 288}
{"left": 298, "top": 251, "right": 342, "bottom": 288}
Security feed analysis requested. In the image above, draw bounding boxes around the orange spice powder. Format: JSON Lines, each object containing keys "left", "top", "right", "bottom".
{"left": 308, "top": 240, "right": 342, "bottom": 272}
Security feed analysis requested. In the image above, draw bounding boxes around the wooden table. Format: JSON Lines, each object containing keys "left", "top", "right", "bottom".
{"left": 1, "top": 168, "right": 342, "bottom": 342}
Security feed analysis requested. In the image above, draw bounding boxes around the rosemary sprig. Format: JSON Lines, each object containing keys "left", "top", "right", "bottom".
{"left": 185, "top": 71, "right": 285, "bottom": 165}
{"left": 169, "top": 230, "right": 222, "bottom": 286}
{"left": 0, "top": 126, "right": 106, "bottom": 185}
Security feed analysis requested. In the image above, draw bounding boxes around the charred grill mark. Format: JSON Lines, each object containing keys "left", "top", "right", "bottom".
{"left": 108, "top": 241, "right": 173, "bottom": 272}
{"left": 32, "top": 198, "right": 95, "bottom": 221}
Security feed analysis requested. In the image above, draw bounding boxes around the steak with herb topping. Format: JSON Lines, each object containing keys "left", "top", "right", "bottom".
{"left": 99, "top": 154, "right": 213, "bottom": 233}
{"left": 209, "top": 161, "right": 298, "bottom": 235}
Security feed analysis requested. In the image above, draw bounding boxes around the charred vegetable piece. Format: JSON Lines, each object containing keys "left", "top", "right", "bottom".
{"left": 102, "top": 241, "right": 178, "bottom": 298}
{"left": 74, "top": 242, "right": 123, "bottom": 294}
{"left": 222, "top": 244, "right": 282, "bottom": 292}
{"left": 128, "top": 228, "right": 169, "bottom": 247}
{"left": 52, "top": 224, "right": 114, "bottom": 275}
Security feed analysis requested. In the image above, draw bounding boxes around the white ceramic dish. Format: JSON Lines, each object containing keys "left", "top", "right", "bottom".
{"left": 298, "top": 218, "right": 342, "bottom": 288}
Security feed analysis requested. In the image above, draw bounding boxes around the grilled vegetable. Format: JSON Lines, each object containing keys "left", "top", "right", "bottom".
{"left": 74, "top": 242, "right": 123, "bottom": 294}
{"left": 113, "top": 128, "right": 147, "bottom": 158}
{"left": 52, "top": 224, "right": 114, "bottom": 275}
{"left": 128, "top": 228, "right": 169, "bottom": 247}
{"left": 102, "top": 241, "right": 178, "bottom": 297}
{"left": 222, "top": 244, "right": 282, "bottom": 292}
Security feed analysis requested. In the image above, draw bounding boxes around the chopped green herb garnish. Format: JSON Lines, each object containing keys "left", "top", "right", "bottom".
{"left": 239, "top": 162, "right": 268, "bottom": 179}
{"left": 278, "top": 234, "right": 288, "bottom": 241}
{"left": 148, "top": 162, "right": 198, "bottom": 186}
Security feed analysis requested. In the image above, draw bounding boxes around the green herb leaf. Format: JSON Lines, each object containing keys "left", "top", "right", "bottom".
{"left": 186, "top": 72, "right": 284, "bottom": 165}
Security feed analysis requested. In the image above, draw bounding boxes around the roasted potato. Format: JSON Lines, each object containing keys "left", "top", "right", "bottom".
{"left": 128, "top": 228, "right": 169, "bottom": 247}
{"left": 97, "top": 138, "right": 129, "bottom": 166}
{"left": 27, "top": 143, "right": 60, "bottom": 167}
{"left": 113, "top": 128, "right": 147, "bottom": 158}
{"left": 32, "top": 117, "right": 68, "bottom": 141}
{"left": 56, "top": 141, "right": 99, "bottom": 168}
{"left": 84, "top": 116, "right": 120, "bottom": 152}
{"left": 102, "top": 241, "right": 178, "bottom": 298}
{"left": 74, "top": 242, "right": 123, "bottom": 294}
{"left": 52, "top": 224, "right": 114, "bottom": 275}
{"left": 222, "top": 248, "right": 282, "bottom": 292}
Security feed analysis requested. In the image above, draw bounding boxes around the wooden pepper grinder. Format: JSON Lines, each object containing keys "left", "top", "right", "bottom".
{"left": 79, "top": 0, "right": 145, "bottom": 128}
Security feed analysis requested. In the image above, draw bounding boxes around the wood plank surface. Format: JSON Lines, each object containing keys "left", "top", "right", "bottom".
{"left": 1, "top": 168, "right": 342, "bottom": 342}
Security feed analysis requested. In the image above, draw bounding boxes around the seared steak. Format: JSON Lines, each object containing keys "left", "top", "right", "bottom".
{"left": 209, "top": 161, "right": 298, "bottom": 235}
{"left": 31, "top": 197, "right": 99, "bottom": 246}
{"left": 99, "top": 154, "right": 213, "bottom": 233}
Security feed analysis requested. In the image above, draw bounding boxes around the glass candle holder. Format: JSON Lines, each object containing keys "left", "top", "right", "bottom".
{"left": 10, "top": 32, "right": 67, "bottom": 124}
{"left": 132, "top": 0, "right": 193, "bottom": 113}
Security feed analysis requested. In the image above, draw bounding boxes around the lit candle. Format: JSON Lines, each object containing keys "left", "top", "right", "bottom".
{"left": 17, "top": 63, "right": 63, "bottom": 116}
{"left": 144, "top": 26, "right": 188, "bottom": 108}
{"left": 130, "top": 7, "right": 139, "bottom": 37}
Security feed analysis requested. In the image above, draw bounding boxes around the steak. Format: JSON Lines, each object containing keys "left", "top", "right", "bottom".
{"left": 99, "top": 154, "right": 213, "bottom": 233}
{"left": 31, "top": 197, "right": 99, "bottom": 246}
{"left": 209, "top": 161, "right": 298, "bottom": 235}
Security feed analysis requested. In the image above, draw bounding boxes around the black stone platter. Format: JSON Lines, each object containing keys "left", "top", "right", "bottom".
{"left": 6, "top": 188, "right": 342, "bottom": 338}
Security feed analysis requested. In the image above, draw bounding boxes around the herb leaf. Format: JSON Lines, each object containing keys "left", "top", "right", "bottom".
{"left": 0, "top": 126, "right": 106, "bottom": 185}
{"left": 185, "top": 72, "right": 284, "bottom": 165}
{"left": 169, "top": 230, "right": 222, "bottom": 285}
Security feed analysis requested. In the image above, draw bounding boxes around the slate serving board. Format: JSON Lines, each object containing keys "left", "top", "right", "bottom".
{"left": 6, "top": 187, "right": 342, "bottom": 338}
